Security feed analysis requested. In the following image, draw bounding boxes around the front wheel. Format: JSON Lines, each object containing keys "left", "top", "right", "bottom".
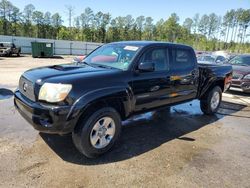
{"left": 72, "top": 107, "right": 122, "bottom": 158}
{"left": 200, "top": 86, "right": 222, "bottom": 115}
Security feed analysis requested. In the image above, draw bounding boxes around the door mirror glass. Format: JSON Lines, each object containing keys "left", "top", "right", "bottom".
{"left": 138, "top": 61, "right": 155, "bottom": 72}
{"left": 216, "top": 59, "right": 221, "bottom": 64}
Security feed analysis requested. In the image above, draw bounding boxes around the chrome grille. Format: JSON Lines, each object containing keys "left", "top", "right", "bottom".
{"left": 232, "top": 73, "right": 243, "bottom": 80}
{"left": 19, "top": 76, "right": 35, "bottom": 101}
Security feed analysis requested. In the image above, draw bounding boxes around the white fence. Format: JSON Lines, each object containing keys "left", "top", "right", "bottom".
{"left": 0, "top": 35, "right": 102, "bottom": 55}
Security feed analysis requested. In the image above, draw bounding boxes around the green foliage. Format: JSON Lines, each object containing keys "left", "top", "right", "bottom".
{"left": 0, "top": 0, "right": 250, "bottom": 53}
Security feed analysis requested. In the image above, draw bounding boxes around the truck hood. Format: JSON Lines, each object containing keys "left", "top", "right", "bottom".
{"left": 23, "top": 64, "right": 117, "bottom": 83}
{"left": 232, "top": 65, "right": 250, "bottom": 75}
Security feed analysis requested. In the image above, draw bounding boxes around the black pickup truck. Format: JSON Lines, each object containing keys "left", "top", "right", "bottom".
{"left": 14, "top": 41, "right": 232, "bottom": 158}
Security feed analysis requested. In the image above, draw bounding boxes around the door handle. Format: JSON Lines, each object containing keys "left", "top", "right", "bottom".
{"left": 191, "top": 69, "right": 199, "bottom": 76}
{"left": 150, "top": 85, "right": 160, "bottom": 92}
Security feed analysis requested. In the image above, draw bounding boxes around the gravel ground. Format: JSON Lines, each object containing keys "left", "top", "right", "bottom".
{"left": 0, "top": 55, "right": 250, "bottom": 188}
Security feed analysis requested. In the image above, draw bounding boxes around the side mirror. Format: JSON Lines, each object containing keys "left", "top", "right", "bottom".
{"left": 216, "top": 59, "right": 222, "bottom": 64}
{"left": 138, "top": 62, "right": 155, "bottom": 72}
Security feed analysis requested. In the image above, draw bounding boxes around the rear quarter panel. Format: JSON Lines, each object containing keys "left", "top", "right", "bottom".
{"left": 197, "top": 63, "right": 232, "bottom": 98}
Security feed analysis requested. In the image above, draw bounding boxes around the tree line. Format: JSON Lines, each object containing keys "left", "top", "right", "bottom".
{"left": 0, "top": 0, "right": 250, "bottom": 53}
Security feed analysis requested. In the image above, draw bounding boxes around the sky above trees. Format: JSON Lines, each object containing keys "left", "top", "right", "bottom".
{"left": 0, "top": 0, "right": 250, "bottom": 53}
{"left": 8, "top": 0, "right": 250, "bottom": 26}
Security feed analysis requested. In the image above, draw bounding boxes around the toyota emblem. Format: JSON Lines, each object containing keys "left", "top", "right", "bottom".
{"left": 23, "top": 83, "right": 28, "bottom": 92}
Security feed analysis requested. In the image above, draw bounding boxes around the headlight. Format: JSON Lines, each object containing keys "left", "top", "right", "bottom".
{"left": 244, "top": 74, "right": 250, "bottom": 80}
{"left": 39, "top": 83, "right": 72, "bottom": 103}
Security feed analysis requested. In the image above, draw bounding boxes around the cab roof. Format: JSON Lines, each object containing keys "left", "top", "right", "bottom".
{"left": 109, "top": 41, "right": 193, "bottom": 49}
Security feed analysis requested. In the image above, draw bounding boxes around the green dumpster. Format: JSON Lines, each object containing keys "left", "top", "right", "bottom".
{"left": 31, "top": 42, "right": 53, "bottom": 58}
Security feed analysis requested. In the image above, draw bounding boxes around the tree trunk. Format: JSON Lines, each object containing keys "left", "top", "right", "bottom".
{"left": 233, "top": 23, "right": 238, "bottom": 42}
{"left": 225, "top": 25, "right": 230, "bottom": 43}
{"left": 242, "top": 26, "right": 247, "bottom": 44}
{"left": 230, "top": 24, "right": 235, "bottom": 42}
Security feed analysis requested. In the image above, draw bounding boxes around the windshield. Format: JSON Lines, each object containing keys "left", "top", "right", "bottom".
{"left": 229, "top": 56, "right": 250, "bottom": 66}
{"left": 83, "top": 44, "right": 141, "bottom": 70}
{"left": 0, "top": 43, "right": 11, "bottom": 48}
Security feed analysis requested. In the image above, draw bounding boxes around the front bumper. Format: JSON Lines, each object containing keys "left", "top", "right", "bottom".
{"left": 230, "top": 79, "right": 250, "bottom": 93}
{"left": 14, "top": 90, "right": 78, "bottom": 134}
{"left": 0, "top": 51, "right": 8, "bottom": 56}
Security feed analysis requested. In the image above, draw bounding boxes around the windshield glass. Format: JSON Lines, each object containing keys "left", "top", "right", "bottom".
{"left": 229, "top": 56, "right": 250, "bottom": 66}
{"left": 83, "top": 44, "right": 141, "bottom": 70}
{"left": 0, "top": 43, "right": 11, "bottom": 48}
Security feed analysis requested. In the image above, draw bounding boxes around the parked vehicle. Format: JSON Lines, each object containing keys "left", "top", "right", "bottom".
{"left": 227, "top": 55, "right": 250, "bottom": 93}
{"left": 197, "top": 55, "right": 227, "bottom": 64}
{"left": 14, "top": 41, "right": 232, "bottom": 158}
{"left": 0, "top": 42, "right": 21, "bottom": 56}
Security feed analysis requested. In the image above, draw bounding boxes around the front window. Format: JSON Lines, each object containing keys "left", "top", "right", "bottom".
{"left": 139, "top": 48, "right": 169, "bottom": 71}
{"left": 83, "top": 44, "right": 141, "bottom": 70}
{"left": 229, "top": 56, "right": 250, "bottom": 66}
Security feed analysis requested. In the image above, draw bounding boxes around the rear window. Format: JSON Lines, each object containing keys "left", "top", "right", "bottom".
{"left": 171, "top": 49, "right": 194, "bottom": 71}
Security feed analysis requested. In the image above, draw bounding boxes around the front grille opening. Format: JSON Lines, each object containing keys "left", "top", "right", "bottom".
{"left": 19, "top": 76, "right": 35, "bottom": 101}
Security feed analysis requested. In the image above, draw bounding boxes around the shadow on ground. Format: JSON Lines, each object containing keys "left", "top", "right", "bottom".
{"left": 32, "top": 56, "right": 64, "bottom": 59}
{"left": 226, "top": 90, "right": 250, "bottom": 97}
{"left": 40, "top": 100, "right": 247, "bottom": 165}
{"left": 1, "top": 55, "right": 26, "bottom": 58}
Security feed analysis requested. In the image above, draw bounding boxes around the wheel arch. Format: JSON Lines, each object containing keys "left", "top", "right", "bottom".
{"left": 68, "top": 86, "right": 134, "bottom": 131}
{"left": 199, "top": 78, "right": 225, "bottom": 99}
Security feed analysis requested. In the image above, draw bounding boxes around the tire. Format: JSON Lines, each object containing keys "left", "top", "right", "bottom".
{"left": 72, "top": 107, "right": 122, "bottom": 158}
{"left": 17, "top": 52, "right": 20, "bottom": 57}
{"left": 200, "top": 86, "right": 222, "bottom": 115}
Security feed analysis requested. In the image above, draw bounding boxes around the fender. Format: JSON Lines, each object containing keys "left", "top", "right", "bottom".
{"left": 66, "top": 84, "right": 134, "bottom": 121}
{"left": 197, "top": 65, "right": 232, "bottom": 98}
{"left": 198, "top": 76, "right": 223, "bottom": 98}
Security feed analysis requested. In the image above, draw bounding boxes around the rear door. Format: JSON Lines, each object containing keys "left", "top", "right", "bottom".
{"left": 168, "top": 48, "right": 199, "bottom": 103}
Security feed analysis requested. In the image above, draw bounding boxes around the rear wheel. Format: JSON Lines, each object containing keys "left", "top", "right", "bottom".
{"left": 72, "top": 107, "right": 122, "bottom": 158}
{"left": 200, "top": 86, "right": 222, "bottom": 115}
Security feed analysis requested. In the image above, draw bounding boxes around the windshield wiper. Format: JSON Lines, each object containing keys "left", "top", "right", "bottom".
{"left": 92, "top": 64, "right": 117, "bottom": 70}
{"left": 76, "top": 61, "right": 92, "bottom": 67}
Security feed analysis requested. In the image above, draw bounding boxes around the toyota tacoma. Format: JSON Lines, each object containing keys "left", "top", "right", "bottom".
{"left": 14, "top": 41, "right": 232, "bottom": 158}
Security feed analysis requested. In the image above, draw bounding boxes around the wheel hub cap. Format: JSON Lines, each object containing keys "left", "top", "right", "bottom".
{"left": 90, "top": 117, "right": 116, "bottom": 149}
{"left": 211, "top": 91, "right": 220, "bottom": 110}
{"left": 98, "top": 127, "right": 107, "bottom": 137}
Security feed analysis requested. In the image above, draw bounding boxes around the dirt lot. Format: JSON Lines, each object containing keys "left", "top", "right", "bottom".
{"left": 0, "top": 55, "right": 250, "bottom": 188}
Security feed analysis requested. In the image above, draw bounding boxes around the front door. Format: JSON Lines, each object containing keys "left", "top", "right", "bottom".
{"left": 131, "top": 47, "right": 173, "bottom": 111}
